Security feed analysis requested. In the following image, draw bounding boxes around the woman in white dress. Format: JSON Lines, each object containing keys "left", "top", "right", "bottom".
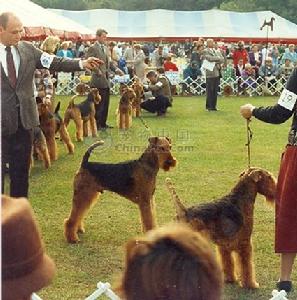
{"left": 128, "top": 44, "right": 147, "bottom": 82}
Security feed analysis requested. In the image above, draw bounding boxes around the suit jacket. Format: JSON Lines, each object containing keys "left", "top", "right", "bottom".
{"left": 1, "top": 41, "right": 82, "bottom": 136}
{"left": 86, "top": 41, "right": 110, "bottom": 89}
{"left": 202, "top": 48, "right": 224, "bottom": 78}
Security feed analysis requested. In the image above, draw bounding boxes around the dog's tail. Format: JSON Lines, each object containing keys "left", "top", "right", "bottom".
{"left": 165, "top": 178, "right": 187, "bottom": 218}
{"left": 81, "top": 141, "right": 104, "bottom": 168}
{"left": 54, "top": 101, "right": 61, "bottom": 114}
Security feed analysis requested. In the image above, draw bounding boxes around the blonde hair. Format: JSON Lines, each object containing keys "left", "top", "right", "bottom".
{"left": 40, "top": 36, "right": 60, "bottom": 54}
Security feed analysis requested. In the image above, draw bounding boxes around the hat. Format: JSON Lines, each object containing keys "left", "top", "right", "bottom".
{"left": 2, "top": 195, "right": 56, "bottom": 300}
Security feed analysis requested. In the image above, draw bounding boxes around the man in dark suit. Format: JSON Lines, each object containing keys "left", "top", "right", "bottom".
{"left": 0, "top": 12, "right": 103, "bottom": 198}
{"left": 86, "top": 29, "right": 113, "bottom": 130}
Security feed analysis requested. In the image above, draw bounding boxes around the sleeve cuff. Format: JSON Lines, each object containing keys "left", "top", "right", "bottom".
{"left": 79, "top": 60, "right": 84, "bottom": 70}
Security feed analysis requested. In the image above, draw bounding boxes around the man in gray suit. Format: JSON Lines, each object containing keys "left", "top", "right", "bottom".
{"left": 86, "top": 29, "right": 113, "bottom": 130}
{"left": 201, "top": 39, "right": 224, "bottom": 111}
{"left": 0, "top": 12, "right": 103, "bottom": 197}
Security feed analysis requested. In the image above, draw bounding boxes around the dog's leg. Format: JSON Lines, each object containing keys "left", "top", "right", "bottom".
{"left": 124, "top": 112, "right": 130, "bottom": 129}
{"left": 59, "top": 124, "right": 74, "bottom": 154}
{"left": 235, "top": 241, "right": 259, "bottom": 288}
{"left": 46, "top": 136, "right": 57, "bottom": 161}
{"left": 83, "top": 121, "right": 89, "bottom": 137}
{"left": 37, "top": 144, "right": 51, "bottom": 169}
{"left": 90, "top": 116, "right": 98, "bottom": 137}
{"left": 136, "top": 104, "right": 141, "bottom": 117}
{"left": 138, "top": 196, "right": 156, "bottom": 232}
{"left": 74, "top": 118, "right": 83, "bottom": 142}
{"left": 217, "top": 246, "right": 236, "bottom": 283}
{"left": 64, "top": 175, "right": 99, "bottom": 243}
{"left": 119, "top": 111, "right": 124, "bottom": 129}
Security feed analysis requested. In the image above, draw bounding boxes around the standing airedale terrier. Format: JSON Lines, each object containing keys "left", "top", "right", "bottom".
{"left": 131, "top": 77, "right": 144, "bottom": 117}
{"left": 64, "top": 137, "right": 177, "bottom": 243}
{"left": 38, "top": 102, "right": 74, "bottom": 161}
{"left": 117, "top": 86, "right": 136, "bottom": 129}
{"left": 64, "top": 84, "right": 101, "bottom": 141}
{"left": 166, "top": 167, "right": 277, "bottom": 289}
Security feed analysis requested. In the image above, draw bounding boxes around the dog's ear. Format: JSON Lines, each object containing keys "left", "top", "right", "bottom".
{"left": 148, "top": 137, "right": 159, "bottom": 145}
{"left": 248, "top": 169, "right": 262, "bottom": 182}
{"left": 239, "top": 170, "right": 247, "bottom": 178}
{"left": 165, "top": 137, "right": 172, "bottom": 144}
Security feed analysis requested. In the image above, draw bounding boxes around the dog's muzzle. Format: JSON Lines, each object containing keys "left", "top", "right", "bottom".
{"left": 163, "top": 157, "right": 177, "bottom": 170}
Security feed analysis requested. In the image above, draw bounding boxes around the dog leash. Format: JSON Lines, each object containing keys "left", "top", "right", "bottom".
{"left": 138, "top": 115, "right": 154, "bottom": 136}
{"left": 245, "top": 119, "right": 253, "bottom": 168}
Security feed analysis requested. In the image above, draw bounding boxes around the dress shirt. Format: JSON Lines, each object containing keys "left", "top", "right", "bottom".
{"left": 0, "top": 43, "right": 20, "bottom": 77}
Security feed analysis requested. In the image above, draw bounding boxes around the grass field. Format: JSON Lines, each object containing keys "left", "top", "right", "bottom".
{"left": 26, "top": 95, "right": 296, "bottom": 300}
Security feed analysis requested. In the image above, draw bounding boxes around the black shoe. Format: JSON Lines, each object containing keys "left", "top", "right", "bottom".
{"left": 276, "top": 281, "right": 293, "bottom": 293}
{"left": 99, "top": 124, "right": 113, "bottom": 130}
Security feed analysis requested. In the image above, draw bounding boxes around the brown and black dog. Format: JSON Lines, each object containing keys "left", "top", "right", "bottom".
{"left": 166, "top": 168, "right": 277, "bottom": 289}
{"left": 117, "top": 86, "right": 136, "bottom": 129}
{"left": 64, "top": 84, "right": 101, "bottom": 141}
{"left": 64, "top": 137, "right": 177, "bottom": 243}
{"left": 38, "top": 102, "right": 74, "bottom": 162}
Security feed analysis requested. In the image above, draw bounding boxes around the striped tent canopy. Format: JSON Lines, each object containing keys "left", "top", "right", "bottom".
{"left": 49, "top": 8, "right": 297, "bottom": 43}
{"left": 0, "top": 0, "right": 94, "bottom": 40}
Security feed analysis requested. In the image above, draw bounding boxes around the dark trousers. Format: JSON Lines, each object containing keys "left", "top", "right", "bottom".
{"left": 140, "top": 95, "right": 171, "bottom": 114}
{"left": 95, "top": 88, "right": 110, "bottom": 128}
{"left": 206, "top": 77, "right": 220, "bottom": 110}
{"left": 1, "top": 125, "right": 32, "bottom": 198}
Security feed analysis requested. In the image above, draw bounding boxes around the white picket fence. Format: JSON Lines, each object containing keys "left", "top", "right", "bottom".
{"left": 55, "top": 73, "right": 289, "bottom": 97}
{"left": 31, "top": 282, "right": 120, "bottom": 300}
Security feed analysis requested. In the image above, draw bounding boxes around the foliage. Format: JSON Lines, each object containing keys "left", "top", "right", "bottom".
{"left": 32, "top": 0, "right": 297, "bottom": 25}
{"left": 24, "top": 95, "right": 297, "bottom": 300}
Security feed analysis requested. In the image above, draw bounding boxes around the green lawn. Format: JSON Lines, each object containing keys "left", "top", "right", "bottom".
{"left": 26, "top": 95, "right": 296, "bottom": 300}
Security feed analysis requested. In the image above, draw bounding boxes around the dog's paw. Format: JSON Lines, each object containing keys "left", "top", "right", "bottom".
{"left": 240, "top": 281, "right": 259, "bottom": 289}
{"left": 77, "top": 226, "right": 85, "bottom": 234}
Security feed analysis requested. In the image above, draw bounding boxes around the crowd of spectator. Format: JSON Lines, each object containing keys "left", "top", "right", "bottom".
{"left": 34, "top": 38, "right": 297, "bottom": 96}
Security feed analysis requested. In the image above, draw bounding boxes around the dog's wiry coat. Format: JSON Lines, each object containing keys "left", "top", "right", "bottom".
{"left": 166, "top": 167, "right": 277, "bottom": 289}
{"left": 64, "top": 137, "right": 177, "bottom": 243}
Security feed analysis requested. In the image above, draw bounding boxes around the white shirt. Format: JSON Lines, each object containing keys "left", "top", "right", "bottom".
{"left": 254, "top": 52, "right": 259, "bottom": 62}
{"left": 0, "top": 43, "right": 20, "bottom": 77}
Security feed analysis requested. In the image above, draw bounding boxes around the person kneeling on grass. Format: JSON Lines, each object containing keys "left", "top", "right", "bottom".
{"left": 240, "top": 67, "right": 297, "bottom": 293}
{"left": 117, "top": 223, "right": 223, "bottom": 300}
{"left": 141, "top": 70, "right": 172, "bottom": 117}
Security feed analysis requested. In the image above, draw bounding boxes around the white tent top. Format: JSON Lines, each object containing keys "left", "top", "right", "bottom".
{"left": 49, "top": 8, "right": 297, "bottom": 42}
{"left": 0, "top": 0, "right": 93, "bottom": 39}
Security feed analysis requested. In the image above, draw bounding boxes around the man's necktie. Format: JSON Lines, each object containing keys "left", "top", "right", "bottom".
{"left": 5, "top": 46, "right": 17, "bottom": 88}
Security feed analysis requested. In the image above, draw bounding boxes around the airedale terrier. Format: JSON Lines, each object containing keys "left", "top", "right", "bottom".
{"left": 64, "top": 84, "right": 101, "bottom": 141}
{"left": 117, "top": 86, "right": 136, "bottom": 129}
{"left": 131, "top": 77, "right": 144, "bottom": 117}
{"left": 165, "top": 167, "right": 277, "bottom": 289}
{"left": 64, "top": 137, "right": 177, "bottom": 243}
{"left": 38, "top": 102, "right": 74, "bottom": 161}
{"left": 31, "top": 127, "right": 51, "bottom": 169}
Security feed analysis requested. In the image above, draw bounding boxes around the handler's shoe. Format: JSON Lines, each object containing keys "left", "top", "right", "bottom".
{"left": 276, "top": 280, "right": 292, "bottom": 293}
